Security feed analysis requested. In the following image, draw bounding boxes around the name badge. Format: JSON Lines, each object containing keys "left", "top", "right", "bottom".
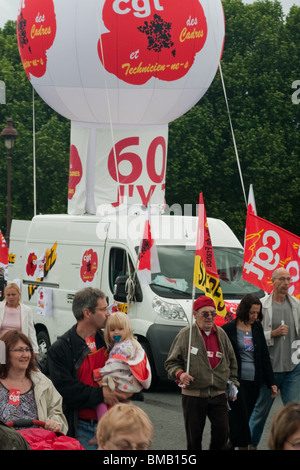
{"left": 207, "top": 351, "right": 214, "bottom": 358}
{"left": 9, "top": 389, "right": 21, "bottom": 406}
{"left": 216, "top": 351, "right": 223, "bottom": 359}
{"left": 190, "top": 346, "right": 198, "bottom": 355}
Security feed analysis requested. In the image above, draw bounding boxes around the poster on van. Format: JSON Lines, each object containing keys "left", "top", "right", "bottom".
{"left": 79, "top": 248, "right": 99, "bottom": 287}
{"left": 37, "top": 286, "right": 53, "bottom": 317}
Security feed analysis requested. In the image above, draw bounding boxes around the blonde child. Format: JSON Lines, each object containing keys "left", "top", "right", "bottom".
{"left": 93, "top": 311, "right": 151, "bottom": 419}
{"left": 97, "top": 403, "right": 154, "bottom": 450}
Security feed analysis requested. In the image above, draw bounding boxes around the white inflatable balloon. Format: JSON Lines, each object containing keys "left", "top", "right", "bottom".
{"left": 17, "top": 0, "right": 225, "bottom": 212}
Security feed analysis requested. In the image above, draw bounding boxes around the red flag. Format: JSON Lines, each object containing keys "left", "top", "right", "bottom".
{"left": 137, "top": 212, "right": 160, "bottom": 287}
{"left": 0, "top": 230, "right": 8, "bottom": 266}
{"left": 247, "top": 184, "right": 257, "bottom": 215}
{"left": 243, "top": 212, "right": 300, "bottom": 298}
{"left": 193, "top": 193, "right": 227, "bottom": 317}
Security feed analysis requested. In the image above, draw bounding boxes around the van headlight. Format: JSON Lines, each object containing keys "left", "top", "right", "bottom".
{"left": 152, "top": 297, "right": 188, "bottom": 322}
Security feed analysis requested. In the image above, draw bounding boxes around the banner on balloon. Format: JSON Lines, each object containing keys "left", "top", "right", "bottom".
{"left": 243, "top": 212, "right": 300, "bottom": 298}
{"left": 68, "top": 125, "right": 89, "bottom": 215}
{"left": 17, "top": 0, "right": 225, "bottom": 125}
{"left": 193, "top": 193, "right": 227, "bottom": 317}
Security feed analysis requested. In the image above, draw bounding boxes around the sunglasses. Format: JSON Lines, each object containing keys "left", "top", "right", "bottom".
{"left": 200, "top": 311, "right": 217, "bottom": 319}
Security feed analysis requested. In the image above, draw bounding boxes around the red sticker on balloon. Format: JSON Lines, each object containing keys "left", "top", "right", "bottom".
{"left": 98, "top": 0, "right": 208, "bottom": 85}
{"left": 17, "top": 0, "right": 57, "bottom": 79}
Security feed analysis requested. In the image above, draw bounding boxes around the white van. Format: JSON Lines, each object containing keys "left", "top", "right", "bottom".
{"left": 8, "top": 213, "right": 263, "bottom": 384}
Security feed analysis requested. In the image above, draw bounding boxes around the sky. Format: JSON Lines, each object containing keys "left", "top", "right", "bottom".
{"left": 0, "top": 0, "right": 299, "bottom": 28}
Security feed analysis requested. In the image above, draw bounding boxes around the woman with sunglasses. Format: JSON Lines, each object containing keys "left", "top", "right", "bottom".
{"left": 0, "top": 330, "right": 67, "bottom": 434}
{"left": 165, "top": 295, "right": 239, "bottom": 450}
{"left": 222, "top": 293, "right": 277, "bottom": 450}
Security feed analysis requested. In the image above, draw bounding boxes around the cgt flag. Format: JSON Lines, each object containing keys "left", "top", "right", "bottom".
{"left": 0, "top": 230, "right": 8, "bottom": 267}
{"left": 137, "top": 210, "right": 160, "bottom": 287}
{"left": 247, "top": 184, "right": 257, "bottom": 216}
{"left": 243, "top": 212, "right": 300, "bottom": 298}
{"left": 193, "top": 194, "right": 227, "bottom": 317}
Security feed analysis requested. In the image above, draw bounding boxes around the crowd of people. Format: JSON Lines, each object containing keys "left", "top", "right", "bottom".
{"left": 0, "top": 266, "right": 299, "bottom": 451}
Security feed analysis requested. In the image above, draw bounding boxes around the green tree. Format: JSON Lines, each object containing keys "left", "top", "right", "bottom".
{"left": 166, "top": 0, "right": 300, "bottom": 240}
{"left": 0, "top": 21, "right": 69, "bottom": 237}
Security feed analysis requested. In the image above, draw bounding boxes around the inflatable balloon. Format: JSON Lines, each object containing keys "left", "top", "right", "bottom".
{"left": 17, "top": 0, "right": 225, "bottom": 213}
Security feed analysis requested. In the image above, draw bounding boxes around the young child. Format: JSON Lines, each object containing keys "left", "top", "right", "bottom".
{"left": 97, "top": 403, "right": 154, "bottom": 450}
{"left": 93, "top": 311, "right": 152, "bottom": 419}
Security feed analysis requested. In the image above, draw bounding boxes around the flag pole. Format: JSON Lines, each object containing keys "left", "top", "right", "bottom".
{"left": 186, "top": 283, "right": 195, "bottom": 375}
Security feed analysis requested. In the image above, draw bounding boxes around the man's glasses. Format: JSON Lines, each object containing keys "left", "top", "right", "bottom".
{"left": 200, "top": 311, "right": 217, "bottom": 319}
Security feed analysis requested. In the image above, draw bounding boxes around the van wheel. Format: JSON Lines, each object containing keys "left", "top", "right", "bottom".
{"left": 37, "top": 331, "right": 50, "bottom": 374}
{"left": 140, "top": 340, "right": 158, "bottom": 391}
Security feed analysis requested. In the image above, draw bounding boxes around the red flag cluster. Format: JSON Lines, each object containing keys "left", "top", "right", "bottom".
{"left": 0, "top": 230, "right": 8, "bottom": 267}
{"left": 243, "top": 212, "right": 300, "bottom": 298}
{"left": 137, "top": 211, "right": 160, "bottom": 287}
{"left": 243, "top": 185, "right": 300, "bottom": 298}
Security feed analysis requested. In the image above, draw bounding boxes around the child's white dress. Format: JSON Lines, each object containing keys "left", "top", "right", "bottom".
{"left": 95, "top": 339, "right": 152, "bottom": 393}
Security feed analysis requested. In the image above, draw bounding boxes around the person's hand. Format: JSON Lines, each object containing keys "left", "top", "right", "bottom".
{"left": 272, "top": 324, "right": 289, "bottom": 338}
{"left": 179, "top": 372, "right": 194, "bottom": 387}
{"left": 114, "top": 389, "right": 133, "bottom": 402}
{"left": 102, "top": 385, "right": 120, "bottom": 406}
{"left": 102, "top": 386, "right": 133, "bottom": 406}
{"left": 271, "top": 385, "right": 278, "bottom": 398}
{"left": 45, "top": 419, "right": 60, "bottom": 432}
{"left": 229, "top": 395, "right": 238, "bottom": 402}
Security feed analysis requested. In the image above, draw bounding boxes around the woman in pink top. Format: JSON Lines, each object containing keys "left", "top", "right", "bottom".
{"left": 0, "top": 283, "right": 38, "bottom": 358}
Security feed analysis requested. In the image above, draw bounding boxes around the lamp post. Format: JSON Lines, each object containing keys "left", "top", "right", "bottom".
{"left": 1, "top": 118, "right": 18, "bottom": 246}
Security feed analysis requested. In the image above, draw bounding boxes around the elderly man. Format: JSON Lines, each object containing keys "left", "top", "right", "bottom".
{"left": 165, "top": 296, "right": 239, "bottom": 450}
{"left": 249, "top": 268, "right": 300, "bottom": 449}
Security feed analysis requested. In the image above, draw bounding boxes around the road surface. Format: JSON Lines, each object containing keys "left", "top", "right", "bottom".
{"left": 136, "top": 379, "right": 282, "bottom": 451}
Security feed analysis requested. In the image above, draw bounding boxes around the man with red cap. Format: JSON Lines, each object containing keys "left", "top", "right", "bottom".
{"left": 165, "top": 295, "right": 239, "bottom": 450}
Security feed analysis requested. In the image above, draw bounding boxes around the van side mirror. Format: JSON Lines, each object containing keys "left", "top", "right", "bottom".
{"left": 113, "top": 275, "right": 143, "bottom": 303}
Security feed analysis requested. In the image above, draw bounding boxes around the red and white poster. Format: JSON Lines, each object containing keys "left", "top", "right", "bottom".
{"left": 37, "top": 286, "right": 53, "bottom": 317}
{"left": 243, "top": 212, "right": 300, "bottom": 298}
{"left": 68, "top": 125, "right": 88, "bottom": 214}
{"left": 80, "top": 249, "right": 99, "bottom": 285}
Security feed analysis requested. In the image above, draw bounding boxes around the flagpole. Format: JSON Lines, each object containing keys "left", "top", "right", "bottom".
{"left": 186, "top": 284, "right": 195, "bottom": 374}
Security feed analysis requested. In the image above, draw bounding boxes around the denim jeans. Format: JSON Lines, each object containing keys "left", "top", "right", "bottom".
{"left": 77, "top": 419, "right": 98, "bottom": 450}
{"left": 249, "top": 362, "right": 300, "bottom": 447}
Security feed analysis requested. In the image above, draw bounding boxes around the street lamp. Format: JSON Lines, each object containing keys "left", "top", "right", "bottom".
{"left": 1, "top": 118, "right": 18, "bottom": 246}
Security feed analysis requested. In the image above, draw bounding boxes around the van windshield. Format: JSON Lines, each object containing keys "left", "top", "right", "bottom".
{"left": 149, "top": 245, "right": 264, "bottom": 299}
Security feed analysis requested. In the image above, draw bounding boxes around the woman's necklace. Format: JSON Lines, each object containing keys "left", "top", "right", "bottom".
{"left": 237, "top": 321, "right": 251, "bottom": 335}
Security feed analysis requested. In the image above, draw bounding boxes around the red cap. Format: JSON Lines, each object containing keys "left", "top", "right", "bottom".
{"left": 193, "top": 296, "right": 215, "bottom": 312}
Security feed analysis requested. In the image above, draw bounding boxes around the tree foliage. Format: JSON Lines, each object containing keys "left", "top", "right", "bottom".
{"left": 0, "top": 21, "right": 70, "bottom": 235}
{"left": 167, "top": 0, "right": 300, "bottom": 240}
{"left": 0, "top": 1, "right": 299, "bottom": 243}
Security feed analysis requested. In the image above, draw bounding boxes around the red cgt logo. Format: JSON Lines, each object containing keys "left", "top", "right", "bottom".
{"left": 98, "top": 0, "right": 208, "bottom": 85}
{"left": 17, "top": 0, "right": 57, "bottom": 79}
{"left": 80, "top": 249, "right": 98, "bottom": 283}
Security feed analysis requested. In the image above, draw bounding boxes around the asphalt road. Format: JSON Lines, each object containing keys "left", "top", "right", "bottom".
{"left": 136, "top": 379, "right": 283, "bottom": 451}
